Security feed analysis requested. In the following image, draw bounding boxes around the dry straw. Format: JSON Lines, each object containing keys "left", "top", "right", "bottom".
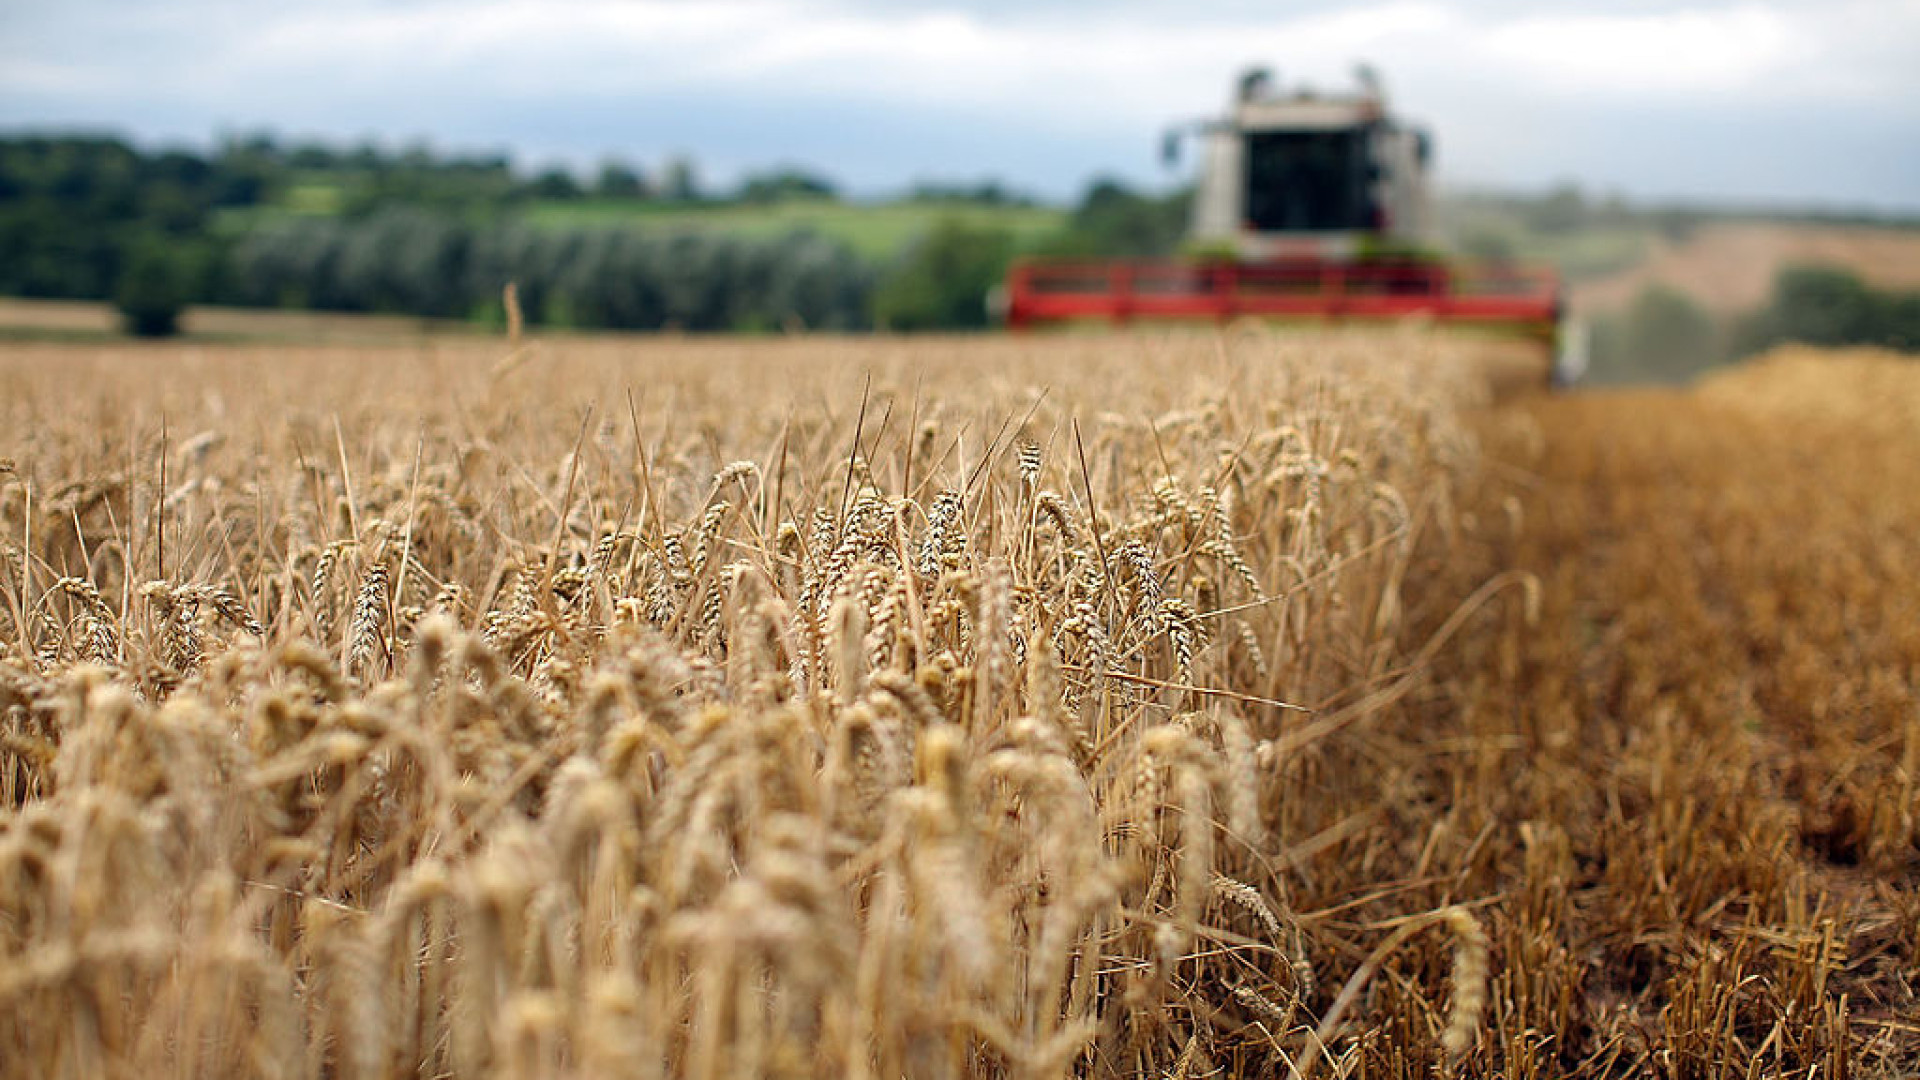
{"left": 0, "top": 328, "right": 1907, "bottom": 1079}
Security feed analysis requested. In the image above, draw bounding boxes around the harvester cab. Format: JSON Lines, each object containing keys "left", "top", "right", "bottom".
{"left": 1182, "top": 65, "right": 1431, "bottom": 261}
{"left": 1004, "top": 67, "right": 1588, "bottom": 387}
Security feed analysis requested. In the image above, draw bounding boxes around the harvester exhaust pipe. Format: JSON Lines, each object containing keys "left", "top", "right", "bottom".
{"left": 1236, "top": 66, "right": 1274, "bottom": 103}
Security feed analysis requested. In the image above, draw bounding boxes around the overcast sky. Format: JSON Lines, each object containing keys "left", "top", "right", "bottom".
{"left": 3, "top": 0, "right": 1917, "bottom": 208}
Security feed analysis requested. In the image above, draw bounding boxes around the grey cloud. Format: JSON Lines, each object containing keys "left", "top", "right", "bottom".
{"left": 0, "top": 0, "right": 1914, "bottom": 207}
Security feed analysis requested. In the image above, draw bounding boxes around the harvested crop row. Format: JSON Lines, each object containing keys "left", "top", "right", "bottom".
{"left": 0, "top": 328, "right": 1497, "bottom": 1079}
{"left": 1447, "top": 346, "right": 1920, "bottom": 1075}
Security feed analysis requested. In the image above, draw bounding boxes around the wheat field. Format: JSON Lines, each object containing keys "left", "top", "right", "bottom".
{"left": 0, "top": 329, "right": 1914, "bottom": 1078}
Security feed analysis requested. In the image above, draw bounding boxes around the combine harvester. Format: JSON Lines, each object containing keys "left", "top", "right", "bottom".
{"left": 1003, "top": 67, "right": 1587, "bottom": 385}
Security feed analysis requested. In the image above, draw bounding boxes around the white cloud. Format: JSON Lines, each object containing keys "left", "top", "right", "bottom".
{"left": 10, "top": 1, "right": 1910, "bottom": 117}
{"left": 1478, "top": 8, "right": 1794, "bottom": 95}
{"left": 1, "top": 0, "right": 1915, "bottom": 203}
{"left": 187, "top": 0, "right": 1467, "bottom": 126}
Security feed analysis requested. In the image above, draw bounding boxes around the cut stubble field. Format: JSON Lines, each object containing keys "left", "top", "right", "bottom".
{"left": 0, "top": 329, "right": 1914, "bottom": 1078}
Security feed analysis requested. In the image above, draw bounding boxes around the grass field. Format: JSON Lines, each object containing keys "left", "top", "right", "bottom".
{"left": 521, "top": 198, "right": 1067, "bottom": 258}
{"left": 211, "top": 192, "right": 1067, "bottom": 261}
{"left": 0, "top": 328, "right": 1915, "bottom": 1077}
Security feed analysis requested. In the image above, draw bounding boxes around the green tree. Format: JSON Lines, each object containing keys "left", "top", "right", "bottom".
{"left": 1735, "top": 265, "right": 1874, "bottom": 352}
{"left": 1877, "top": 291, "right": 1920, "bottom": 351}
{"left": 527, "top": 167, "right": 583, "bottom": 201}
{"left": 1591, "top": 284, "right": 1722, "bottom": 382}
{"left": 596, "top": 160, "right": 647, "bottom": 199}
{"left": 659, "top": 156, "right": 702, "bottom": 203}
{"left": 1034, "top": 179, "right": 1188, "bottom": 258}
{"left": 871, "top": 219, "right": 1015, "bottom": 331}
{"left": 735, "top": 167, "right": 837, "bottom": 204}
{"left": 1732, "top": 264, "right": 1920, "bottom": 356}
{"left": 114, "top": 237, "right": 190, "bottom": 337}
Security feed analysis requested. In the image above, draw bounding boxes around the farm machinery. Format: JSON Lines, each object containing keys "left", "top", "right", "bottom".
{"left": 1003, "top": 67, "right": 1587, "bottom": 385}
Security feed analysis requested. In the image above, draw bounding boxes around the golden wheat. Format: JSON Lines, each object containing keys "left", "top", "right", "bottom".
{"left": 0, "top": 329, "right": 1912, "bottom": 1077}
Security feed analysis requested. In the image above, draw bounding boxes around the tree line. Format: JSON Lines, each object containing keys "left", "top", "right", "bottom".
{"left": 26, "top": 132, "right": 1910, "bottom": 368}
{"left": 222, "top": 210, "right": 876, "bottom": 331}
{"left": 0, "top": 134, "right": 1186, "bottom": 336}
{"left": 1589, "top": 265, "right": 1920, "bottom": 383}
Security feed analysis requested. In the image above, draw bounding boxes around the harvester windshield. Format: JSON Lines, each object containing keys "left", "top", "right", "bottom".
{"left": 1244, "top": 128, "right": 1375, "bottom": 233}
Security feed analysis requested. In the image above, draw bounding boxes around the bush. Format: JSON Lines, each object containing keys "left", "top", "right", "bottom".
{"left": 1589, "top": 284, "right": 1722, "bottom": 383}
{"left": 113, "top": 238, "right": 190, "bottom": 337}
{"left": 1037, "top": 179, "right": 1188, "bottom": 259}
{"left": 226, "top": 214, "right": 875, "bottom": 332}
{"left": 870, "top": 219, "right": 1015, "bottom": 331}
{"left": 1879, "top": 292, "right": 1920, "bottom": 352}
{"left": 1731, "top": 264, "right": 1920, "bottom": 357}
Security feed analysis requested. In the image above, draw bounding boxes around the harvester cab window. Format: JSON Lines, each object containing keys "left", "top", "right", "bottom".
{"left": 1243, "top": 128, "right": 1375, "bottom": 233}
